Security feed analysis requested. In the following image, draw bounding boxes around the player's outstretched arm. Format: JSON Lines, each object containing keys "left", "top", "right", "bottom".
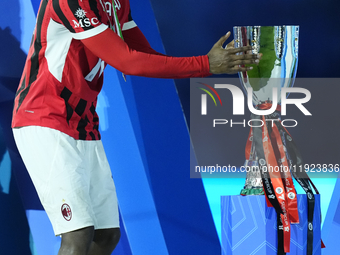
{"left": 122, "top": 26, "right": 165, "bottom": 56}
{"left": 81, "top": 28, "right": 260, "bottom": 78}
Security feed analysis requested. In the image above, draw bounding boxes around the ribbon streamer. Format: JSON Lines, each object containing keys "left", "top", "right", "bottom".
{"left": 242, "top": 109, "right": 321, "bottom": 255}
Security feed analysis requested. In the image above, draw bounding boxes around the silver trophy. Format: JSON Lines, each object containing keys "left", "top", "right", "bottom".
{"left": 233, "top": 26, "right": 299, "bottom": 195}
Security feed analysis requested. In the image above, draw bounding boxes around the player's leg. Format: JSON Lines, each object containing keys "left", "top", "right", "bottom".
{"left": 87, "top": 141, "right": 121, "bottom": 254}
{"left": 88, "top": 228, "right": 121, "bottom": 255}
{"left": 13, "top": 126, "right": 120, "bottom": 254}
{"left": 13, "top": 127, "right": 100, "bottom": 254}
{"left": 58, "top": 226, "right": 94, "bottom": 255}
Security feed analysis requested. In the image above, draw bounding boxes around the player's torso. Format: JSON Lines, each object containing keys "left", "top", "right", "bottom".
{"left": 12, "top": 0, "right": 130, "bottom": 140}
{"left": 42, "top": 0, "right": 129, "bottom": 97}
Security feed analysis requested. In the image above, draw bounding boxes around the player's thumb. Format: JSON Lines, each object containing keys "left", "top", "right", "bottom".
{"left": 214, "top": 32, "right": 231, "bottom": 48}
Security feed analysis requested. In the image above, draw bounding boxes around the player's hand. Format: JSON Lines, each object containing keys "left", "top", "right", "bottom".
{"left": 207, "top": 32, "right": 261, "bottom": 74}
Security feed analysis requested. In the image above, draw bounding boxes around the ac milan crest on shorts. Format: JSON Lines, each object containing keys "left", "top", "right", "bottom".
{"left": 61, "top": 204, "right": 72, "bottom": 221}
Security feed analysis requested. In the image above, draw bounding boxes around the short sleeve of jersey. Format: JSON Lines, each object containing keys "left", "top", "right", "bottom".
{"left": 52, "top": 0, "right": 108, "bottom": 40}
{"left": 117, "top": 0, "right": 137, "bottom": 31}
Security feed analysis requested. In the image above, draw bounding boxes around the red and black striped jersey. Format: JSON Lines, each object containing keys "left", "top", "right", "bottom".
{"left": 12, "top": 0, "right": 211, "bottom": 140}
{"left": 12, "top": 0, "right": 136, "bottom": 140}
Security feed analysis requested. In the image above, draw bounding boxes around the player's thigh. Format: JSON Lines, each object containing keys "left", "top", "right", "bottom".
{"left": 13, "top": 126, "right": 96, "bottom": 235}
{"left": 87, "top": 141, "right": 119, "bottom": 230}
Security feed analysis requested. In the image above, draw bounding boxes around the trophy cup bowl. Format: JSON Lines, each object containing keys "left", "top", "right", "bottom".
{"left": 233, "top": 25, "right": 299, "bottom": 195}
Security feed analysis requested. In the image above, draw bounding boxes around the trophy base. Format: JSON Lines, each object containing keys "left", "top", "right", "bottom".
{"left": 221, "top": 194, "right": 321, "bottom": 255}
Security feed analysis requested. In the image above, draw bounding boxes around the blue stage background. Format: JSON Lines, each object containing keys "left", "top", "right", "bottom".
{"left": 0, "top": 0, "right": 339, "bottom": 254}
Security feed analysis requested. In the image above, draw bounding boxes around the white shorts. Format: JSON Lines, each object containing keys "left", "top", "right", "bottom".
{"left": 13, "top": 126, "right": 119, "bottom": 235}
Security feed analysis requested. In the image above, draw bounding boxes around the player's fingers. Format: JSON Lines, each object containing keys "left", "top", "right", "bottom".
{"left": 225, "top": 39, "right": 235, "bottom": 49}
{"left": 232, "top": 59, "right": 259, "bottom": 66}
{"left": 230, "top": 65, "right": 254, "bottom": 73}
{"left": 227, "top": 45, "right": 253, "bottom": 54}
{"left": 232, "top": 53, "right": 261, "bottom": 60}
